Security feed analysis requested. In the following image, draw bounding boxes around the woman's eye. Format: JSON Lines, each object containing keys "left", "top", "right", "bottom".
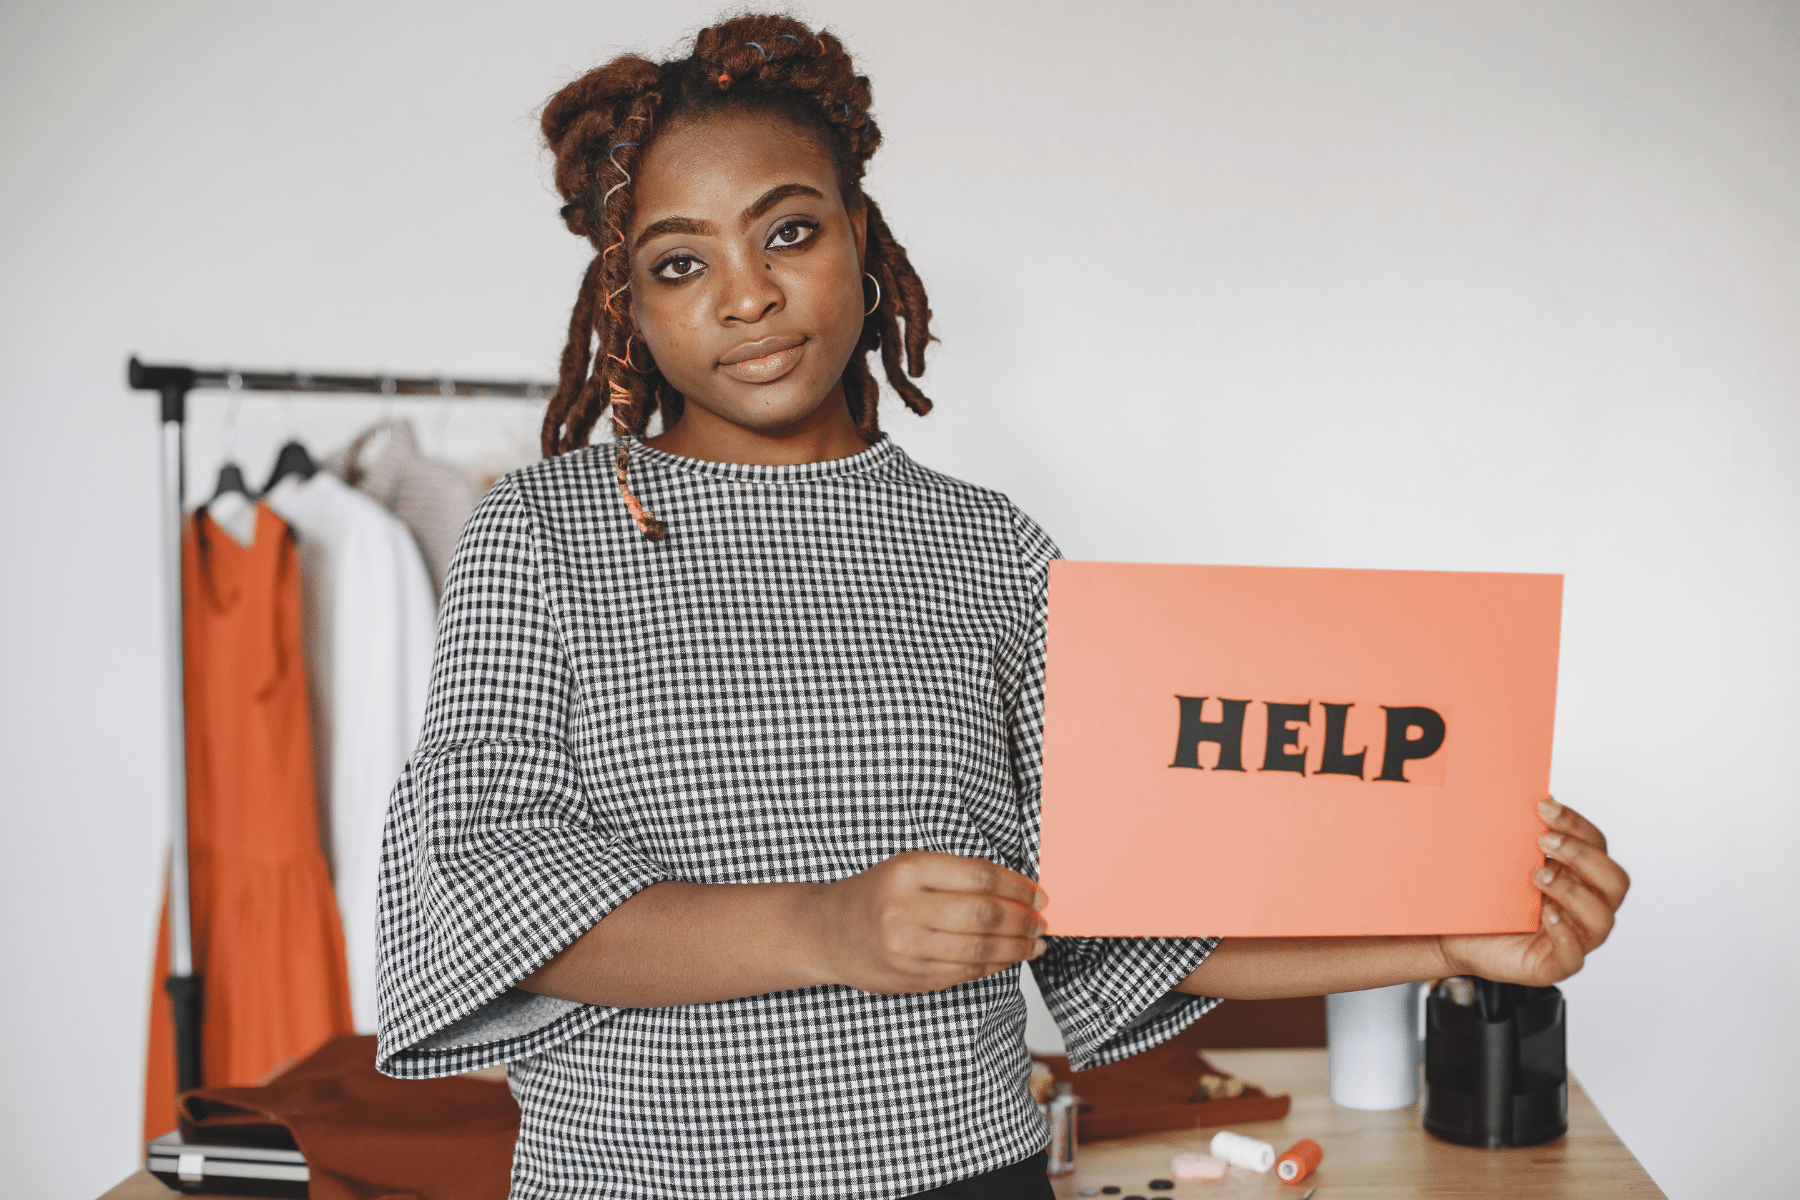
{"left": 654, "top": 256, "right": 704, "bottom": 281}
{"left": 766, "top": 220, "right": 818, "bottom": 250}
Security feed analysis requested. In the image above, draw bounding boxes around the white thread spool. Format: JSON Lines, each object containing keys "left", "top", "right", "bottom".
{"left": 1327, "top": 981, "right": 1425, "bottom": 1110}
{"left": 1208, "top": 1130, "right": 1275, "bottom": 1173}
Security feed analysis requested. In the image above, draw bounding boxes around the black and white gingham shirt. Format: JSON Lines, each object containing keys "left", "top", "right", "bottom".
{"left": 375, "top": 436, "right": 1219, "bottom": 1199}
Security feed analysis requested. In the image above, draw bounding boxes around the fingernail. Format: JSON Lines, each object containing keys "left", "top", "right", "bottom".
{"left": 1539, "top": 832, "right": 1563, "bottom": 853}
{"left": 1538, "top": 798, "right": 1562, "bottom": 822}
{"left": 1545, "top": 905, "right": 1561, "bottom": 925}
{"left": 1034, "top": 919, "right": 1047, "bottom": 938}
{"left": 1032, "top": 890, "right": 1049, "bottom": 911}
{"left": 1031, "top": 938, "right": 1047, "bottom": 958}
{"left": 1534, "top": 866, "right": 1555, "bottom": 887}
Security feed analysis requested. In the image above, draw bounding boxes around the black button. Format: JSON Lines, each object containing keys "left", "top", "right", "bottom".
{"left": 1149, "top": 1183, "right": 1175, "bottom": 1192}
{"left": 1101, "top": 1190, "right": 1122, "bottom": 1196}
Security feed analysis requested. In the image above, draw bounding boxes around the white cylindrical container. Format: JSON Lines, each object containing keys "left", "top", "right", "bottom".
{"left": 1327, "top": 981, "right": 1424, "bottom": 1110}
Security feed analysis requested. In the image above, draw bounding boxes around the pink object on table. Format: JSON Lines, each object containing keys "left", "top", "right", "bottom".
{"left": 1172, "top": 1153, "right": 1228, "bottom": 1180}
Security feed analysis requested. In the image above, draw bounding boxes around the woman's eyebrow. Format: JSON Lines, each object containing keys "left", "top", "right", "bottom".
{"left": 634, "top": 215, "right": 712, "bottom": 252}
{"left": 738, "top": 183, "right": 824, "bottom": 226}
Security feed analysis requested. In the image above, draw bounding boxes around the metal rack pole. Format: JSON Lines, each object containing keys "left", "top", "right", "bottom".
{"left": 147, "top": 367, "right": 204, "bottom": 1093}
{"left": 128, "top": 357, "right": 552, "bottom": 402}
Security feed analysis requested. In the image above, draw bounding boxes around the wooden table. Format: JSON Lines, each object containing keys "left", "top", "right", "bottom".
{"left": 1051, "top": 1048, "right": 1663, "bottom": 1199}
{"left": 101, "top": 1049, "right": 1662, "bottom": 1199}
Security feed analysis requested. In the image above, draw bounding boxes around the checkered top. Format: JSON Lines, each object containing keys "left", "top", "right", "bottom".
{"left": 375, "top": 436, "right": 1219, "bottom": 1199}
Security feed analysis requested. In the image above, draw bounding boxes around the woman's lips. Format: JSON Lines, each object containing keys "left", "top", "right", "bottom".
{"left": 718, "top": 335, "right": 807, "bottom": 384}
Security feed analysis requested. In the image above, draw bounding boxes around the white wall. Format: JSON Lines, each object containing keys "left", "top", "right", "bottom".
{"left": 3, "top": 3, "right": 1794, "bottom": 1196}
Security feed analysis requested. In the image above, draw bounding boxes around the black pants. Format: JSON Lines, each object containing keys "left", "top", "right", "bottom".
{"left": 907, "top": 1151, "right": 1055, "bottom": 1199}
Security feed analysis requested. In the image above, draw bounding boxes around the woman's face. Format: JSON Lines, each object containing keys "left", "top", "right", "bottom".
{"left": 627, "top": 108, "right": 868, "bottom": 454}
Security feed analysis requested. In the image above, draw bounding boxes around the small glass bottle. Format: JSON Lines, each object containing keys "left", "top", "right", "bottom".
{"left": 1047, "top": 1081, "right": 1078, "bottom": 1175}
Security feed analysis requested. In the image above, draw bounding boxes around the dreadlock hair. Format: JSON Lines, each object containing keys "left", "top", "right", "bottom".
{"left": 539, "top": 13, "right": 935, "bottom": 540}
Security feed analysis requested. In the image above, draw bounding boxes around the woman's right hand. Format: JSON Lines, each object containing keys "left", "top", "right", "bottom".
{"left": 814, "top": 852, "right": 1049, "bottom": 995}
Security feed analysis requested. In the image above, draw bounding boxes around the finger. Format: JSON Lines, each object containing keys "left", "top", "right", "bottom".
{"left": 1532, "top": 863, "right": 1615, "bottom": 951}
{"left": 1531, "top": 899, "right": 1587, "bottom": 984}
{"left": 926, "top": 894, "right": 1046, "bottom": 939}
{"left": 1537, "top": 828, "right": 1630, "bottom": 910}
{"left": 1538, "top": 796, "right": 1608, "bottom": 855}
{"left": 873, "top": 964, "right": 1013, "bottom": 995}
{"left": 956, "top": 961, "right": 1030, "bottom": 987}
{"left": 886, "top": 954, "right": 1041, "bottom": 995}
{"left": 913, "top": 930, "right": 1046, "bottom": 967}
{"left": 915, "top": 854, "right": 1047, "bottom": 911}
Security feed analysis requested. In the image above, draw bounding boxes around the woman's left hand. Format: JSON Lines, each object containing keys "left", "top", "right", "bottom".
{"left": 1439, "top": 798, "right": 1631, "bottom": 988}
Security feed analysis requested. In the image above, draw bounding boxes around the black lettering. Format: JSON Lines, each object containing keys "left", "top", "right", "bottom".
{"left": 1377, "top": 706, "right": 1447, "bottom": 782}
{"left": 1317, "top": 702, "right": 1366, "bottom": 778}
{"left": 1171, "top": 696, "right": 1250, "bottom": 771}
{"left": 1260, "top": 701, "right": 1311, "bottom": 774}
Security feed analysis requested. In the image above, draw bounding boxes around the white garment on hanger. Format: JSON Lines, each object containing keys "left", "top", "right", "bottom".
{"left": 265, "top": 472, "right": 436, "bottom": 1032}
{"left": 324, "top": 420, "right": 483, "bottom": 598}
{"left": 205, "top": 490, "right": 258, "bottom": 547}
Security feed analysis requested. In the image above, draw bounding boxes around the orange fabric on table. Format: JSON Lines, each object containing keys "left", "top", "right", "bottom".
{"left": 144, "top": 505, "right": 354, "bottom": 1142}
{"left": 179, "top": 1034, "right": 518, "bottom": 1200}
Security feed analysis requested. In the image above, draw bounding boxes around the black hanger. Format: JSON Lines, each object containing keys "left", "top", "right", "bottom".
{"left": 212, "top": 461, "right": 253, "bottom": 500}
{"left": 263, "top": 439, "right": 317, "bottom": 491}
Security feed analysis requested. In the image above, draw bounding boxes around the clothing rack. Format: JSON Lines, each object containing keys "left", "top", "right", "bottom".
{"left": 125, "top": 356, "right": 551, "bottom": 1098}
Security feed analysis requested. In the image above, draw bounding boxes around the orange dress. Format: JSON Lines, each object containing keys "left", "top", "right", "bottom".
{"left": 144, "top": 505, "right": 354, "bottom": 1140}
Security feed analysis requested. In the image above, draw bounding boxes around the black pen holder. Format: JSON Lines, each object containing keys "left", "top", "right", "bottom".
{"left": 1422, "top": 978, "right": 1567, "bottom": 1148}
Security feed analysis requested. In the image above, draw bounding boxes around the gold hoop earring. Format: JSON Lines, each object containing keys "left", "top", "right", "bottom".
{"left": 862, "top": 271, "right": 882, "bottom": 317}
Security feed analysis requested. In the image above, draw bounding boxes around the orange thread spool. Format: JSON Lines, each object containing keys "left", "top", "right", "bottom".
{"left": 1275, "top": 1138, "right": 1322, "bottom": 1184}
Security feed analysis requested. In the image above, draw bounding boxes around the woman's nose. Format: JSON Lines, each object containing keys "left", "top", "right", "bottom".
{"left": 717, "top": 255, "right": 784, "bottom": 324}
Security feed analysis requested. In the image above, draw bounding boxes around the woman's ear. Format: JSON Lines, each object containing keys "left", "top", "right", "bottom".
{"left": 850, "top": 195, "right": 868, "bottom": 264}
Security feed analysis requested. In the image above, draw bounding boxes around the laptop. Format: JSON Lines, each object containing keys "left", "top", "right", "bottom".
{"left": 145, "top": 1129, "right": 308, "bottom": 1198}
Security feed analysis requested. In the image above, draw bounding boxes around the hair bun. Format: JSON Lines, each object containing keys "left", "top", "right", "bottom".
{"left": 541, "top": 56, "right": 660, "bottom": 151}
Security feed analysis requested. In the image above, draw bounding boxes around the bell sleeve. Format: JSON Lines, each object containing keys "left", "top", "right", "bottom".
{"left": 374, "top": 477, "right": 669, "bottom": 1078}
{"left": 1003, "top": 504, "right": 1224, "bottom": 1071}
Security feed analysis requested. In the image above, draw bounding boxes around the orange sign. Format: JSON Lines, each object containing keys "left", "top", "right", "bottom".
{"left": 1038, "top": 561, "right": 1562, "bottom": 937}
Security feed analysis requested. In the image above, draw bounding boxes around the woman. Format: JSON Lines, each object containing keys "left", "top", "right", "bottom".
{"left": 376, "top": 15, "right": 1629, "bottom": 1199}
